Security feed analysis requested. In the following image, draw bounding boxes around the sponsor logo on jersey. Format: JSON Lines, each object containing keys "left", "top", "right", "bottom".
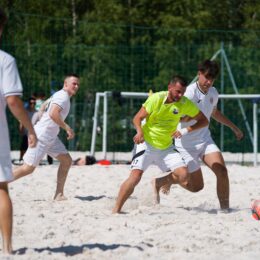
{"left": 210, "top": 97, "right": 214, "bottom": 104}
{"left": 173, "top": 108, "right": 179, "bottom": 114}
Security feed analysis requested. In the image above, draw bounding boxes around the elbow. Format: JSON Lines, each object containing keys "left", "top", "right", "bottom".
{"left": 203, "top": 117, "right": 209, "bottom": 127}
{"left": 6, "top": 95, "right": 20, "bottom": 107}
{"left": 132, "top": 116, "right": 138, "bottom": 126}
{"left": 49, "top": 111, "right": 56, "bottom": 121}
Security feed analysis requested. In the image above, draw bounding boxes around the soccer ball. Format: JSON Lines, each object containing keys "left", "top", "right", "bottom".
{"left": 251, "top": 200, "right": 260, "bottom": 220}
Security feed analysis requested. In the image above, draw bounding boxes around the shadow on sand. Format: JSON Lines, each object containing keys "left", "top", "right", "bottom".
{"left": 75, "top": 195, "right": 106, "bottom": 201}
{"left": 15, "top": 243, "right": 144, "bottom": 256}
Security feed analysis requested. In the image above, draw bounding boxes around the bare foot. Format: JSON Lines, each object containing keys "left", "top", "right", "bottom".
{"left": 54, "top": 193, "right": 67, "bottom": 201}
{"left": 151, "top": 178, "right": 160, "bottom": 204}
{"left": 2, "top": 244, "right": 13, "bottom": 255}
{"left": 112, "top": 208, "right": 120, "bottom": 214}
{"left": 160, "top": 183, "right": 171, "bottom": 195}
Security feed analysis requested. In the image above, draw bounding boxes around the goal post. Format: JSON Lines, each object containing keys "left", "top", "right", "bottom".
{"left": 90, "top": 92, "right": 260, "bottom": 166}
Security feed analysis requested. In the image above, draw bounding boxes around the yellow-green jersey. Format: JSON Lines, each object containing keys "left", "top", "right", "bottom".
{"left": 142, "top": 91, "right": 199, "bottom": 150}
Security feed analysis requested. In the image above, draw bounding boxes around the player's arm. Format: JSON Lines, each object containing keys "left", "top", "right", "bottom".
{"left": 132, "top": 106, "right": 148, "bottom": 144}
{"left": 6, "top": 95, "right": 37, "bottom": 147}
{"left": 211, "top": 107, "right": 244, "bottom": 140}
{"left": 38, "top": 98, "right": 51, "bottom": 118}
{"left": 180, "top": 115, "right": 192, "bottom": 122}
{"left": 49, "top": 103, "right": 74, "bottom": 140}
{"left": 173, "top": 111, "right": 208, "bottom": 138}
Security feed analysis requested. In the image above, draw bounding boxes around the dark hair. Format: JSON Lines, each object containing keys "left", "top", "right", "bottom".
{"left": 0, "top": 8, "right": 7, "bottom": 27}
{"left": 28, "top": 97, "right": 36, "bottom": 104}
{"left": 85, "top": 155, "right": 97, "bottom": 165}
{"left": 198, "top": 59, "right": 219, "bottom": 79}
{"left": 64, "top": 73, "right": 80, "bottom": 81}
{"left": 169, "top": 75, "right": 187, "bottom": 88}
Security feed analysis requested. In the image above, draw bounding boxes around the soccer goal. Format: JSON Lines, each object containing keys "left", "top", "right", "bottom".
{"left": 90, "top": 46, "right": 260, "bottom": 166}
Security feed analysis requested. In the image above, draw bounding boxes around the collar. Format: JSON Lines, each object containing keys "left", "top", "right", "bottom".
{"left": 196, "top": 81, "right": 208, "bottom": 95}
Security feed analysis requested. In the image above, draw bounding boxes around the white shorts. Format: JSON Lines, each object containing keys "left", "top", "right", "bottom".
{"left": 131, "top": 142, "right": 186, "bottom": 172}
{"left": 0, "top": 154, "right": 13, "bottom": 182}
{"left": 176, "top": 137, "right": 220, "bottom": 173}
{"left": 23, "top": 137, "right": 68, "bottom": 167}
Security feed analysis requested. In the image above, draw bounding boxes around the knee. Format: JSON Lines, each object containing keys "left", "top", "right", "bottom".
{"left": 24, "top": 164, "right": 35, "bottom": 174}
{"left": 131, "top": 175, "right": 142, "bottom": 187}
{"left": 216, "top": 166, "right": 228, "bottom": 179}
{"left": 60, "top": 155, "right": 72, "bottom": 168}
{"left": 129, "top": 171, "right": 143, "bottom": 187}
{"left": 175, "top": 170, "right": 190, "bottom": 187}
{"left": 190, "top": 182, "right": 204, "bottom": 192}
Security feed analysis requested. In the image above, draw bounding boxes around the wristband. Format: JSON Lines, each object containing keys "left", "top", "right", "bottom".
{"left": 179, "top": 128, "right": 189, "bottom": 136}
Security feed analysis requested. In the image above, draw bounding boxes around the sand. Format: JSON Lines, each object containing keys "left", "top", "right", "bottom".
{"left": 2, "top": 153, "right": 260, "bottom": 259}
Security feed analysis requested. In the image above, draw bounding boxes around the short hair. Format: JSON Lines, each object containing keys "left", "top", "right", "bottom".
{"left": 64, "top": 73, "right": 80, "bottom": 81}
{"left": 85, "top": 155, "right": 97, "bottom": 165}
{"left": 28, "top": 97, "right": 36, "bottom": 103}
{"left": 169, "top": 75, "right": 187, "bottom": 88}
{"left": 0, "top": 8, "right": 7, "bottom": 28}
{"left": 198, "top": 59, "right": 219, "bottom": 79}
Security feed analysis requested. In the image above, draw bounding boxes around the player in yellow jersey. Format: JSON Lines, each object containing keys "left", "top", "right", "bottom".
{"left": 112, "top": 75, "right": 208, "bottom": 213}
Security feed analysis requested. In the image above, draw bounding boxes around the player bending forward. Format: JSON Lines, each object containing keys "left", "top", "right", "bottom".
{"left": 112, "top": 75, "right": 208, "bottom": 213}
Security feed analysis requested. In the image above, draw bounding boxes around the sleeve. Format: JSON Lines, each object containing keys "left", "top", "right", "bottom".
{"left": 2, "top": 56, "right": 23, "bottom": 97}
{"left": 184, "top": 85, "right": 195, "bottom": 100}
{"left": 142, "top": 93, "right": 158, "bottom": 114}
{"left": 51, "top": 91, "right": 67, "bottom": 110}
{"left": 183, "top": 98, "right": 200, "bottom": 117}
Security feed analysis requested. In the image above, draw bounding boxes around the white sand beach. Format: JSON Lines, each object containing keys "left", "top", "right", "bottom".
{"left": 2, "top": 152, "right": 260, "bottom": 259}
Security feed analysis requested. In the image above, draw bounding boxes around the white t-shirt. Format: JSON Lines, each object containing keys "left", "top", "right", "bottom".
{"left": 34, "top": 89, "right": 71, "bottom": 142}
{"left": 0, "top": 50, "right": 23, "bottom": 181}
{"left": 175, "top": 82, "right": 218, "bottom": 147}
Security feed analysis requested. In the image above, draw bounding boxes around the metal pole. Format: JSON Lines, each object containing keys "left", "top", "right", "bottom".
{"left": 90, "top": 93, "right": 102, "bottom": 156}
{"left": 253, "top": 101, "right": 258, "bottom": 166}
{"left": 220, "top": 42, "right": 225, "bottom": 150}
{"left": 103, "top": 92, "right": 108, "bottom": 159}
{"left": 221, "top": 49, "right": 254, "bottom": 146}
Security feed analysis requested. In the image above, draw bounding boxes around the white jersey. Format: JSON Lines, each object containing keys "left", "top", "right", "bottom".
{"left": 0, "top": 50, "right": 23, "bottom": 181}
{"left": 175, "top": 82, "right": 218, "bottom": 147}
{"left": 34, "top": 89, "right": 70, "bottom": 142}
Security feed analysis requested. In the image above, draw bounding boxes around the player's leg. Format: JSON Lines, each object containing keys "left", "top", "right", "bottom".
{"left": 113, "top": 142, "right": 148, "bottom": 213}
{"left": 47, "top": 155, "right": 53, "bottom": 165}
{"left": 48, "top": 138, "right": 71, "bottom": 200}
{"left": 202, "top": 151, "right": 229, "bottom": 209}
{"left": 12, "top": 140, "right": 47, "bottom": 181}
{"left": 112, "top": 169, "right": 143, "bottom": 213}
{"left": 12, "top": 164, "right": 35, "bottom": 181}
{"left": 0, "top": 183, "right": 12, "bottom": 254}
{"left": 53, "top": 153, "right": 72, "bottom": 201}
{"left": 19, "top": 135, "right": 28, "bottom": 161}
{"left": 154, "top": 146, "right": 203, "bottom": 195}
{"left": 155, "top": 168, "right": 204, "bottom": 195}
{"left": 152, "top": 146, "right": 189, "bottom": 203}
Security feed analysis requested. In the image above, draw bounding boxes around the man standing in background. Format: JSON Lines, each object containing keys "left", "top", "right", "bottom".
{"left": 0, "top": 8, "right": 37, "bottom": 254}
{"left": 12, "top": 74, "right": 80, "bottom": 201}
